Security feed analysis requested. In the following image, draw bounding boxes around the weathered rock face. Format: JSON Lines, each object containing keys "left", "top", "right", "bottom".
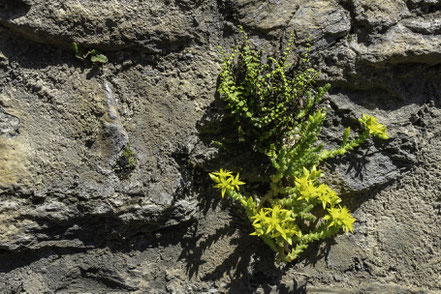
{"left": 0, "top": 0, "right": 440, "bottom": 293}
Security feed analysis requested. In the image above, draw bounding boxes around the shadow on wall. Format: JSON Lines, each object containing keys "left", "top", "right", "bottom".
{"left": 330, "top": 62, "right": 441, "bottom": 111}
{"left": 171, "top": 37, "right": 440, "bottom": 289}
{"left": 0, "top": 28, "right": 105, "bottom": 80}
{"left": 179, "top": 59, "right": 441, "bottom": 293}
{"left": 173, "top": 84, "right": 377, "bottom": 292}
{"left": 176, "top": 204, "right": 311, "bottom": 293}
{"left": 0, "top": 0, "right": 31, "bottom": 20}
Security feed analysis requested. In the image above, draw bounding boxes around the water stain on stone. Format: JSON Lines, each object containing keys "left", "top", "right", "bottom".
{"left": 0, "top": 138, "right": 29, "bottom": 187}
{"left": 0, "top": 109, "right": 20, "bottom": 138}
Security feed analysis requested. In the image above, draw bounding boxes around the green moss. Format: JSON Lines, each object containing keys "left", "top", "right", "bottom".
{"left": 113, "top": 144, "right": 137, "bottom": 179}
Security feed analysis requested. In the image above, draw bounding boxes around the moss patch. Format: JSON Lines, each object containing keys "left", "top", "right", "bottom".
{"left": 113, "top": 144, "right": 137, "bottom": 179}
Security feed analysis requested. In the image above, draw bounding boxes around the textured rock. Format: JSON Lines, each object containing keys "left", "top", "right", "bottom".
{"left": 349, "top": 0, "right": 411, "bottom": 32}
{"left": 290, "top": 1, "right": 351, "bottom": 47}
{"left": 0, "top": 1, "right": 199, "bottom": 53}
{"left": 0, "top": 0, "right": 440, "bottom": 293}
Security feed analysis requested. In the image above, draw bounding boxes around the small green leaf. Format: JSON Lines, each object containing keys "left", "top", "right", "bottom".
{"left": 91, "top": 54, "right": 108, "bottom": 64}
{"left": 342, "top": 127, "right": 350, "bottom": 145}
{"left": 72, "top": 42, "right": 78, "bottom": 54}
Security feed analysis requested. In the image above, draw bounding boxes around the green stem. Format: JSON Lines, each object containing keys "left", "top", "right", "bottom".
{"left": 319, "top": 129, "right": 370, "bottom": 161}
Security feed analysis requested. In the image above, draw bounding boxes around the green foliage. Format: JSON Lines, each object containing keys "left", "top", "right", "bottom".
{"left": 113, "top": 144, "right": 137, "bottom": 179}
{"left": 358, "top": 113, "right": 390, "bottom": 140}
{"left": 218, "top": 27, "right": 329, "bottom": 153}
{"left": 210, "top": 27, "right": 390, "bottom": 263}
{"left": 73, "top": 42, "right": 108, "bottom": 65}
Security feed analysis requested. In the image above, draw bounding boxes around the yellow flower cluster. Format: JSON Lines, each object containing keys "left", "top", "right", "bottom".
{"left": 209, "top": 169, "right": 245, "bottom": 197}
{"left": 295, "top": 167, "right": 341, "bottom": 209}
{"left": 250, "top": 206, "right": 299, "bottom": 246}
{"left": 358, "top": 114, "right": 390, "bottom": 140}
{"left": 323, "top": 206, "right": 356, "bottom": 233}
{"left": 294, "top": 167, "right": 354, "bottom": 233}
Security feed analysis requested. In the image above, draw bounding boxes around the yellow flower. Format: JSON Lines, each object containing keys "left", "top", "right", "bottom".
{"left": 230, "top": 173, "right": 245, "bottom": 191}
{"left": 209, "top": 169, "right": 246, "bottom": 198}
{"left": 250, "top": 206, "right": 297, "bottom": 243}
{"left": 316, "top": 184, "right": 341, "bottom": 209}
{"left": 358, "top": 114, "right": 390, "bottom": 140}
{"left": 324, "top": 206, "right": 356, "bottom": 233}
{"left": 296, "top": 181, "right": 317, "bottom": 202}
{"left": 211, "top": 168, "right": 233, "bottom": 179}
{"left": 208, "top": 172, "right": 220, "bottom": 183}
{"left": 295, "top": 167, "right": 320, "bottom": 202}
{"left": 214, "top": 177, "right": 233, "bottom": 198}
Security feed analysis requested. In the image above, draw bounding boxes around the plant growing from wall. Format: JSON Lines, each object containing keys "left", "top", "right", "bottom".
{"left": 73, "top": 42, "right": 108, "bottom": 65}
{"left": 210, "top": 27, "right": 389, "bottom": 263}
{"left": 113, "top": 144, "right": 137, "bottom": 179}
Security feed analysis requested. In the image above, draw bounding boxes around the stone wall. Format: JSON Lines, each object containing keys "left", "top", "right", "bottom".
{"left": 0, "top": 0, "right": 440, "bottom": 293}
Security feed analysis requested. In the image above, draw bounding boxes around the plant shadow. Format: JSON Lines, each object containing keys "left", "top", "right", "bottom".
{"left": 173, "top": 89, "right": 372, "bottom": 292}
{"left": 177, "top": 200, "right": 313, "bottom": 293}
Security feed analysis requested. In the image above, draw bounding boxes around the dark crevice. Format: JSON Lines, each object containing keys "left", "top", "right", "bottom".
{"left": 338, "top": 0, "right": 398, "bottom": 46}
{"left": 405, "top": 0, "right": 441, "bottom": 16}
{"left": 338, "top": 0, "right": 372, "bottom": 45}
{"left": 0, "top": 20, "right": 194, "bottom": 59}
{"left": 0, "top": 247, "right": 90, "bottom": 273}
{"left": 0, "top": 217, "right": 196, "bottom": 273}
{"left": 330, "top": 62, "right": 441, "bottom": 110}
{"left": 0, "top": 0, "right": 31, "bottom": 20}
{"left": 79, "top": 267, "right": 138, "bottom": 291}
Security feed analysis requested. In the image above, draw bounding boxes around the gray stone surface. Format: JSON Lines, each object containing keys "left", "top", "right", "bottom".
{"left": 0, "top": 0, "right": 440, "bottom": 293}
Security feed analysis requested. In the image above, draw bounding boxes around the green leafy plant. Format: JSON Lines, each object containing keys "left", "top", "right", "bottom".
{"left": 73, "top": 42, "right": 108, "bottom": 64}
{"left": 217, "top": 30, "right": 328, "bottom": 153}
{"left": 210, "top": 27, "right": 389, "bottom": 263}
{"left": 113, "top": 144, "right": 137, "bottom": 179}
